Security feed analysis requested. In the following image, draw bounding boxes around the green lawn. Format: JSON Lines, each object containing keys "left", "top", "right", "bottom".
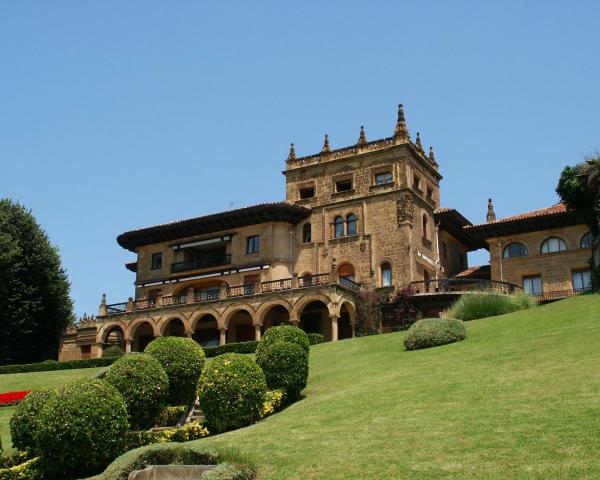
{"left": 196, "top": 294, "right": 600, "bottom": 479}
{"left": 0, "top": 367, "right": 103, "bottom": 452}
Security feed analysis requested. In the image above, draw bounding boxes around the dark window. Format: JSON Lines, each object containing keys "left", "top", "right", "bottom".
{"left": 151, "top": 252, "right": 162, "bottom": 270}
{"left": 335, "top": 179, "right": 353, "bottom": 192}
{"left": 381, "top": 263, "right": 392, "bottom": 287}
{"left": 502, "top": 242, "right": 528, "bottom": 259}
{"left": 581, "top": 231, "right": 592, "bottom": 249}
{"left": 347, "top": 214, "right": 357, "bottom": 236}
{"left": 422, "top": 214, "right": 429, "bottom": 239}
{"left": 246, "top": 235, "right": 259, "bottom": 254}
{"left": 334, "top": 216, "right": 345, "bottom": 238}
{"left": 442, "top": 242, "right": 448, "bottom": 260}
{"left": 299, "top": 186, "right": 315, "bottom": 199}
{"left": 427, "top": 188, "right": 433, "bottom": 199}
{"left": 375, "top": 171, "right": 393, "bottom": 185}
{"left": 413, "top": 175, "right": 421, "bottom": 190}
{"left": 523, "top": 275, "right": 542, "bottom": 295}
{"left": 302, "top": 223, "right": 312, "bottom": 243}
{"left": 541, "top": 237, "right": 567, "bottom": 254}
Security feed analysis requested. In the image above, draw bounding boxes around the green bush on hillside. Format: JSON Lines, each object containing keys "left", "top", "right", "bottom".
{"left": 256, "top": 341, "right": 308, "bottom": 399}
{"left": 255, "top": 325, "right": 310, "bottom": 361}
{"left": 307, "top": 333, "right": 325, "bottom": 345}
{"left": 450, "top": 292, "right": 535, "bottom": 321}
{"left": 36, "top": 379, "right": 129, "bottom": 478}
{"left": 203, "top": 340, "right": 258, "bottom": 357}
{"left": 144, "top": 336, "right": 206, "bottom": 405}
{"left": 198, "top": 353, "right": 267, "bottom": 433}
{"left": 0, "top": 357, "right": 116, "bottom": 375}
{"left": 9, "top": 388, "right": 58, "bottom": 453}
{"left": 104, "top": 354, "right": 169, "bottom": 429}
{"left": 404, "top": 318, "right": 467, "bottom": 351}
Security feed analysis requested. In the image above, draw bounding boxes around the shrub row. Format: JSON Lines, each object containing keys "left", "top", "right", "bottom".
{"left": 0, "top": 357, "right": 116, "bottom": 375}
{"left": 404, "top": 318, "right": 467, "bottom": 351}
{"left": 307, "top": 333, "right": 325, "bottom": 345}
{"left": 203, "top": 341, "right": 258, "bottom": 357}
{"left": 125, "top": 421, "right": 209, "bottom": 450}
{"left": 449, "top": 292, "right": 535, "bottom": 321}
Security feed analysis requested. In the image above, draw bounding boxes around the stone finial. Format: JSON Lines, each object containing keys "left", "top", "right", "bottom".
{"left": 428, "top": 146, "right": 436, "bottom": 163}
{"left": 357, "top": 126, "right": 367, "bottom": 146}
{"left": 287, "top": 143, "right": 296, "bottom": 161}
{"left": 99, "top": 293, "right": 107, "bottom": 316}
{"left": 487, "top": 198, "right": 497, "bottom": 223}
{"left": 394, "top": 103, "right": 410, "bottom": 142}
{"left": 101, "top": 293, "right": 106, "bottom": 305}
{"left": 321, "top": 134, "right": 331, "bottom": 153}
{"left": 415, "top": 132, "right": 424, "bottom": 154}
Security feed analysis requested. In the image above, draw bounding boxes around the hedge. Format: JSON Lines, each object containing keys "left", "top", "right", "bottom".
{"left": 404, "top": 318, "right": 467, "bottom": 351}
{"left": 0, "top": 357, "right": 117, "bottom": 375}
{"left": 102, "top": 345, "right": 124, "bottom": 358}
{"left": 198, "top": 353, "right": 267, "bottom": 433}
{"left": 256, "top": 341, "right": 309, "bottom": 399}
{"left": 450, "top": 292, "right": 535, "bottom": 321}
{"left": 104, "top": 354, "right": 169, "bottom": 429}
{"left": 307, "top": 333, "right": 325, "bottom": 345}
{"left": 144, "top": 337, "right": 206, "bottom": 405}
{"left": 36, "top": 380, "right": 129, "bottom": 478}
{"left": 203, "top": 341, "right": 258, "bottom": 357}
{"left": 88, "top": 443, "right": 255, "bottom": 480}
{"left": 125, "top": 422, "right": 209, "bottom": 450}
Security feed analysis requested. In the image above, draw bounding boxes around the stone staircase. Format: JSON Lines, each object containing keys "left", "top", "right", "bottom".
{"left": 148, "top": 397, "right": 203, "bottom": 433}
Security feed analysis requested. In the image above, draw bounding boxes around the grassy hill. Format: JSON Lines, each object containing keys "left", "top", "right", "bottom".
{"left": 0, "top": 367, "right": 103, "bottom": 452}
{"left": 198, "top": 294, "right": 600, "bottom": 479}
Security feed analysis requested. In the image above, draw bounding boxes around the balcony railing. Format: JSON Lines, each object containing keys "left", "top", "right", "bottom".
{"left": 410, "top": 278, "right": 522, "bottom": 294}
{"left": 101, "top": 272, "right": 360, "bottom": 316}
{"left": 530, "top": 287, "right": 591, "bottom": 302}
{"left": 171, "top": 254, "right": 231, "bottom": 273}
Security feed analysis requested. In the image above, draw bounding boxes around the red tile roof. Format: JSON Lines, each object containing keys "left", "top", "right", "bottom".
{"left": 471, "top": 203, "right": 567, "bottom": 228}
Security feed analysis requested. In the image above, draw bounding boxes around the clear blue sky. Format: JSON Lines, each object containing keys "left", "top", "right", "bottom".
{"left": 1, "top": 1, "right": 598, "bottom": 318}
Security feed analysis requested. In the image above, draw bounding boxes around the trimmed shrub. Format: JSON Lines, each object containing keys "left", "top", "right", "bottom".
{"left": 198, "top": 353, "right": 267, "bottom": 433}
{"left": 450, "top": 292, "right": 535, "bottom": 321}
{"left": 102, "top": 345, "right": 124, "bottom": 358}
{"left": 126, "top": 421, "right": 209, "bottom": 450}
{"left": 10, "top": 388, "right": 58, "bottom": 452}
{"left": 204, "top": 340, "right": 258, "bottom": 358}
{"left": 0, "top": 456, "right": 43, "bottom": 480}
{"left": 0, "top": 357, "right": 116, "bottom": 375}
{"left": 35, "top": 379, "right": 129, "bottom": 478}
{"left": 307, "top": 333, "right": 325, "bottom": 345}
{"left": 144, "top": 336, "right": 206, "bottom": 405}
{"left": 404, "top": 318, "right": 467, "bottom": 351}
{"left": 256, "top": 341, "right": 308, "bottom": 398}
{"left": 155, "top": 405, "right": 188, "bottom": 427}
{"left": 104, "top": 354, "right": 169, "bottom": 429}
{"left": 260, "top": 389, "right": 285, "bottom": 418}
{"left": 255, "top": 325, "right": 309, "bottom": 361}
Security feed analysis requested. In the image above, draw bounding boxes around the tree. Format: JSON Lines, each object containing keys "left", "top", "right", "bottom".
{"left": 0, "top": 199, "right": 74, "bottom": 364}
{"left": 556, "top": 156, "right": 600, "bottom": 291}
{"left": 354, "top": 288, "right": 382, "bottom": 335}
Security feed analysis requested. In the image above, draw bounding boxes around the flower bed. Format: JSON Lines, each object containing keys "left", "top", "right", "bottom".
{"left": 0, "top": 390, "right": 31, "bottom": 407}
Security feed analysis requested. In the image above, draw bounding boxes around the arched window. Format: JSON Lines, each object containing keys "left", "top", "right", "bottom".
{"left": 581, "top": 231, "right": 593, "bottom": 249}
{"left": 338, "top": 263, "right": 355, "bottom": 282}
{"left": 502, "top": 242, "right": 528, "bottom": 259}
{"left": 347, "top": 213, "right": 357, "bottom": 236}
{"left": 302, "top": 223, "right": 312, "bottom": 243}
{"left": 334, "top": 216, "right": 345, "bottom": 238}
{"left": 541, "top": 237, "right": 567, "bottom": 254}
{"left": 381, "top": 262, "right": 392, "bottom": 287}
{"left": 422, "top": 214, "right": 429, "bottom": 239}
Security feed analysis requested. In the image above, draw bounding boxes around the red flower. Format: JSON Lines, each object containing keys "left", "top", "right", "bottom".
{"left": 0, "top": 390, "right": 32, "bottom": 406}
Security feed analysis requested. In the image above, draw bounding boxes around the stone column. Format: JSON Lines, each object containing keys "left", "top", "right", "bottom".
{"left": 94, "top": 342, "right": 104, "bottom": 358}
{"left": 186, "top": 287, "right": 195, "bottom": 304}
{"left": 126, "top": 297, "right": 134, "bottom": 312}
{"left": 290, "top": 317, "right": 300, "bottom": 327}
{"left": 330, "top": 258, "right": 338, "bottom": 284}
{"left": 220, "top": 283, "right": 228, "bottom": 299}
{"left": 291, "top": 273, "right": 299, "bottom": 288}
{"left": 125, "top": 339, "right": 132, "bottom": 353}
{"left": 219, "top": 328, "right": 227, "bottom": 346}
{"left": 254, "top": 324, "right": 262, "bottom": 341}
{"left": 185, "top": 331, "right": 193, "bottom": 339}
{"left": 330, "top": 315, "right": 339, "bottom": 341}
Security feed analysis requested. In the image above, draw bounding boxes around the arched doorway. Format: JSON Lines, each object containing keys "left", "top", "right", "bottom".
{"left": 339, "top": 303, "right": 354, "bottom": 340}
{"left": 193, "top": 314, "right": 219, "bottom": 348}
{"left": 262, "top": 305, "right": 290, "bottom": 333}
{"left": 227, "top": 310, "right": 254, "bottom": 343}
{"left": 102, "top": 325, "right": 125, "bottom": 354}
{"left": 163, "top": 318, "right": 186, "bottom": 337}
{"left": 299, "top": 300, "right": 330, "bottom": 340}
{"left": 132, "top": 322, "right": 155, "bottom": 352}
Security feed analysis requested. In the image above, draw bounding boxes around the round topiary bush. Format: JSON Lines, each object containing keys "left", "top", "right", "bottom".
{"left": 10, "top": 388, "right": 58, "bottom": 453}
{"left": 198, "top": 353, "right": 267, "bottom": 433}
{"left": 256, "top": 341, "right": 308, "bottom": 398}
{"left": 35, "top": 379, "right": 129, "bottom": 478}
{"left": 144, "top": 336, "right": 206, "bottom": 405}
{"left": 255, "top": 325, "right": 310, "bottom": 360}
{"left": 104, "top": 353, "right": 169, "bottom": 428}
{"left": 102, "top": 345, "right": 125, "bottom": 358}
{"left": 403, "top": 318, "right": 467, "bottom": 351}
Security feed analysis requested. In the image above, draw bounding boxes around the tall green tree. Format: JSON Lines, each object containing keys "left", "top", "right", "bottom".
{"left": 556, "top": 156, "right": 600, "bottom": 291}
{"left": 0, "top": 199, "right": 74, "bottom": 364}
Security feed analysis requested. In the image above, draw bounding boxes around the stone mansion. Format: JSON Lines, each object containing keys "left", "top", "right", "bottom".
{"left": 59, "top": 105, "right": 593, "bottom": 361}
